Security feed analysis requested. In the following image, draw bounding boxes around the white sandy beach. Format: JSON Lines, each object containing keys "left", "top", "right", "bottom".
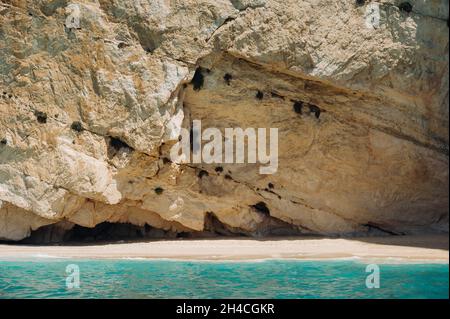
{"left": 0, "top": 235, "right": 448, "bottom": 263}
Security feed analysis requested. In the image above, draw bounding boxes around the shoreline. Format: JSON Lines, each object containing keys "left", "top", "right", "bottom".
{"left": 0, "top": 235, "right": 448, "bottom": 264}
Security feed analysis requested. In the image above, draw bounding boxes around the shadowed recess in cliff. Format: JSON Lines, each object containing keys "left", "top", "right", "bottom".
{"left": 16, "top": 222, "right": 179, "bottom": 244}
{"left": 9, "top": 213, "right": 306, "bottom": 244}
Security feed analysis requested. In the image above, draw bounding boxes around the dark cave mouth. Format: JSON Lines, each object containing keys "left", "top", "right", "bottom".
{"left": 11, "top": 212, "right": 305, "bottom": 245}
{"left": 16, "top": 222, "right": 187, "bottom": 245}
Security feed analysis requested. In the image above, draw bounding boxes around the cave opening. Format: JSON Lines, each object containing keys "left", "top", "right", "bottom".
{"left": 5, "top": 211, "right": 307, "bottom": 244}
{"left": 293, "top": 101, "right": 304, "bottom": 114}
{"left": 203, "top": 212, "right": 248, "bottom": 237}
{"left": 16, "top": 222, "right": 179, "bottom": 245}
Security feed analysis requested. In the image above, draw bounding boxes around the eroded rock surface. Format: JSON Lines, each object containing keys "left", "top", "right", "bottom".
{"left": 0, "top": 0, "right": 448, "bottom": 241}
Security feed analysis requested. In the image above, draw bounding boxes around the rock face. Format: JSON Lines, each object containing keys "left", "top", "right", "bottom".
{"left": 0, "top": 0, "right": 448, "bottom": 241}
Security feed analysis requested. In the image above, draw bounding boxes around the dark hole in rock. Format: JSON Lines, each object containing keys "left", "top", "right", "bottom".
{"left": 18, "top": 221, "right": 74, "bottom": 244}
{"left": 256, "top": 90, "right": 264, "bottom": 100}
{"left": 1, "top": 138, "right": 7, "bottom": 145}
{"left": 9, "top": 218, "right": 306, "bottom": 244}
{"left": 251, "top": 202, "right": 271, "bottom": 216}
{"left": 268, "top": 182, "right": 274, "bottom": 189}
{"left": 308, "top": 104, "right": 321, "bottom": 119}
{"left": 271, "top": 92, "right": 284, "bottom": 100}
{"left": 224, "top": 73, "right": 233, "bottom": 85}
{"left": 363, "top": 222, "right": 404, "bottom": 236}
{"left": 28, "top": 12, "right": 33, "bottom": 16}
{"left": 183, "top": 83, "right": 188, "bottom": 88}
{"left": 109, "top": 137, "right": 133, "bottom": 151}
{"left": 293, "top": 101, "right": 304, "bottom": 114}
{"left": 70, "top": 121, "right": 83, "bottom": 132}
{"left": 215, "top": 166, "right": 224, "bottom": 173}
{"left": 224, "top": 174, "right": 232, "bottom": 180}
{"left": 198, "top": 169, "right": 209, "bottom": 178}
{"left": 34, "top": 110, "right": 47, "bottom": 124}
{"left": 8, "top": 94, "right": 12, "bottom": 99}
{"left": 355, "top": 0, "right": 365, "bottom": 6}
{"left": 154, "top": 187, "right": 164, "bottom": 195}
{"left": 223, "top": 17, "right": 235, "bottom": 24}
{"left": 191, "top": 67, "right": 205, "bottom": 91}
{"left": 398, "top": 2, "right": 413, "bottom": 13}
{"left": 118, "top": 42, "right": 127, "bottom": 49}
{"left": 162, "top": 157, "right": 171, "bottom": 164}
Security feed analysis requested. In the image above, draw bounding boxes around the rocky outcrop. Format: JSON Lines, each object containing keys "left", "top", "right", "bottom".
{"left": 0, "top": 0, "right": 448, "bottom": 241}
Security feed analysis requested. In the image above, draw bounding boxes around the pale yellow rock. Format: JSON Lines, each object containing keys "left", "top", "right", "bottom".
{"left": 0, "top": 0, "right": 448, "bottom": 240}
{"left": 0, "top": 203, "right": 54, "bottom": 241}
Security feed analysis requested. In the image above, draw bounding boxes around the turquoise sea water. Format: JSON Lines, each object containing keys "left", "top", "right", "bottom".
{"left": 0, "top": 259, "right": 448, "bottom": 299}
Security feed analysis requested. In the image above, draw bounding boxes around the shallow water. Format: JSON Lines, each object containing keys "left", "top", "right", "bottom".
{"left": 0, "top": 259, "right": 448, "bottom": 299}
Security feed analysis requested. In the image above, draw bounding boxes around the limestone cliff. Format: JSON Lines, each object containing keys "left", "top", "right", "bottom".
{"left": 0, "top": 0, "right": 448, "bottom": 241}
